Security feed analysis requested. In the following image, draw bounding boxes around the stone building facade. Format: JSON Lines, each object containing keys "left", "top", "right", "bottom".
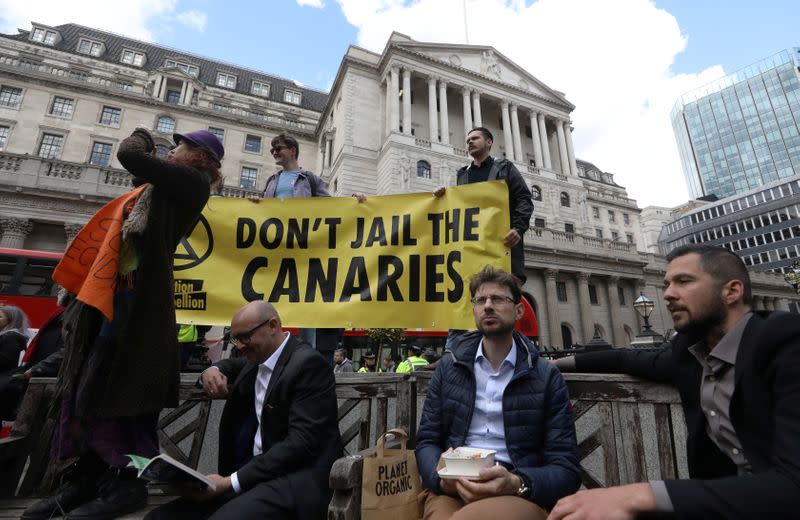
{"left": 0, "top": 23, "right": 793, "bottom": 348}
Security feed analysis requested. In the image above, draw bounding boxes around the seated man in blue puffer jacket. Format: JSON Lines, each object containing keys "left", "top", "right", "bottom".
{"left": 416, "top": 266, "right": 580, "bottom": 520}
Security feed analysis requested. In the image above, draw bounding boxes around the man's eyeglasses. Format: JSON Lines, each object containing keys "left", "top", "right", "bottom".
{"left": 470, "top": 295, "right": 516, "bottom": 306}
{"left": 269, "top": 145, "right": 288, "bottom": 155}
{"left": 230, "top": 318, "right": 272, "bottom": 346}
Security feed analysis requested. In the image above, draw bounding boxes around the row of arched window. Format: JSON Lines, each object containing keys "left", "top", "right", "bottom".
{"left": 530, "top": 184, "right": 572, "bottom": 207}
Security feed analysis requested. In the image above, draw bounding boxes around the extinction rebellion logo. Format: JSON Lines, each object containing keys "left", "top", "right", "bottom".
{"left": 173, "top": 215, "right": 213, "bottom": 311}
{"left": 174, "top": 279, "right": 207, "bottom": 310}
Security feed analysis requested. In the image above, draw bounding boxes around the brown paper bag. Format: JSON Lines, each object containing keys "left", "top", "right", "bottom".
{"left": 361, "top": 428, "right": 421, "bottom": 520}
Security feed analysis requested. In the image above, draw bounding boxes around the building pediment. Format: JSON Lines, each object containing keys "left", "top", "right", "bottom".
{"left": 391, "top": 39, "right": 572, "bottom": 109}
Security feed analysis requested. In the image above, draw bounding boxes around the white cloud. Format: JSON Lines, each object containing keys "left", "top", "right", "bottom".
{"left": 175, "top": 10, "right": 207, "bottom": 32}
{"left": 333, "top": 0, "right": 725, "bottom": 207}
{"left": 0, "top": 0, "right": 208, "bottom": 41}
{"left": 296, "top": 0, "right": 325, "bottom": 7}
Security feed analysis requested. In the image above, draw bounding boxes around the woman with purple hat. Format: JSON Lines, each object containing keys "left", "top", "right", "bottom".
{"left": 23, "top": 128, "right": 224, "bottom": 520}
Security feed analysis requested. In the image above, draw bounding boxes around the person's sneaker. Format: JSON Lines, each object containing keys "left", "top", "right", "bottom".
{"left": 21, "top": 456, "right": 106, "bottom": 520}
{"left": 65, "top": 468, "right": 147, "bottom": 520}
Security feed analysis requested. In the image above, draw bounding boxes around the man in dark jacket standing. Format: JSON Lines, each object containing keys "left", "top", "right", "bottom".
{"left": 145, "top": 300, "right": 341, "bottom": 519}
{"left": 551, "top": 245, "right": 800, "bottom": 519}
{"left": 416, "top": 266, "right": 580, "bottom": 520}
{"left": 434, "top": 127, "right": 533, "bottom": 283}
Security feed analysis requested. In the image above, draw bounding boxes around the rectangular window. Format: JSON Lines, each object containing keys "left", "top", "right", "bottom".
{"left": 121, "top": 50, "right": 145, "bottom": 67}
{"left": 244, "top": 134, "right": 262, "bottom": 154}
{"left": 0, "top": 125, "right": 9, "bottom": 150}
{"left": 556, "top": 282, "right": 568, "bottom": 302}
{"left": 77, "top": 39, "right": 102, "bottom": 56}
{"left": 588, "top": 284, "right": 598, "bottom": 305}
{"left": 626, "top": 233, "right": 634, "bottom": 244}
{"left": 251, "top": 80, "right": 271, "bottom": 97}
{"left": 283, "top": 89, "right": 302, "bottom": 105}
{"left": 31, "top": 28, "right": 57, "bottom": 45}
{"left": 98, "top": 106, "right": 121, "bottom": 127}
{"left": 623, "top": 213, "right": 630, "bottom": 225}
{"left": 49, "top": 96, "right": 74, "bottom": 118}
{"left": 89, "top": 142, "right": 113, "bottom": 166}
{"left": 611, "top": 231, "right": 620, "bottom": 241}
{"left": 166, "top": 90, "right": 181, "bottom": 104}
{"left": 0, "top": 86, "right": 23, "bottom": 108}
{"left": 592, "top": 206, "right": 600, "bottom": 218}
{"left": 608, "top": 210, "right": 616, "bottom": 222}
{"left": 533, "top": 218, "right": 545, "bottom": 228}
{"left": 216, "top": 72, "right": 237, "bottom": 89}
{"left": 564, "top": 223, "right": 575, "bottom": 234}
{"left": 595, "top": 229, "right": 603, "bottom": 239}
{"left": 208, "top": 127, "right": 225, "bottom": 142}
{"left": 38, "top": 133, "right": 64, "bottom": 159}
{"left": 239, "top": 166, "right": 258, "bottom": 189}
{"left": 618, "top": 286, "right": 626, "bottom": 305}
{"left": 164, "top": 59, "right": 199, "bottom": 77}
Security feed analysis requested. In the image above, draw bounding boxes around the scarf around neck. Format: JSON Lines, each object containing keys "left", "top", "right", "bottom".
{"left": 53, "top": 184, "right": 153, "bottom": 320}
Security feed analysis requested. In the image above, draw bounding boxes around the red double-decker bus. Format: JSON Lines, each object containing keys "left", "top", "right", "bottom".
{"left": 0, "top": 247, "right": 62, "bottom": 328}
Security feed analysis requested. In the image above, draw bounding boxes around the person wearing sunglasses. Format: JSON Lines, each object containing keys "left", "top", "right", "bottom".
{"left": 145, "top": 301, "right": 342, "bottom": 519}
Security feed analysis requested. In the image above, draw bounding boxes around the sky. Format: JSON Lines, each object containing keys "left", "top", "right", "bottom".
{"left": 1, "top": 0, "right": 798, "bottom": 208}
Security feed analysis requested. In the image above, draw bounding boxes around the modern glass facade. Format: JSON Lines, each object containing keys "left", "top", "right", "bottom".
{"left": 671, "top": 48, "right": 800, "bottom": 199}
{"left": 659, "top": 177, "right": 800, "bottom": 274}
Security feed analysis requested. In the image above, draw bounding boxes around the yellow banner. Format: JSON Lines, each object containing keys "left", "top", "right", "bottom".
{"left": 173, "top": 181, "right": 510, "bottom": 329}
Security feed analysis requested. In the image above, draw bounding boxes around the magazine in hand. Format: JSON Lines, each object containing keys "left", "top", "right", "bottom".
{"left": 127, "top": 453, "right": 216, "bottom": 490}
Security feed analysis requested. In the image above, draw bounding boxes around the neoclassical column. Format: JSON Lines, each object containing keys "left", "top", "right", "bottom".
{"left": 64, "top": 222, "right": 83, "bottom": 245}
{"left": 0, "top": 217, "right": 33, "bottom": 249}
{"left": 510, "top": 104, "right": 523, "bottom": 163}
{"left": 501, "top": 101, "right": 514, "bottom": 161}
{"left": 325, "top": 135, "right": 332, "bottom": 168}
{"left": 529, "top": 110, "right": 543, "bottom": 168}
{"left": 402, "top": 68, "right": 412, "bottom": 135}
{"left": 462, "top": 88, "right": 472, "bottom": 138}
{"left": 576, "top": 273, "right": 594, "bottom": 343}
{"left": 544, "top": 269, "right": 562, "bottom": 348}
{"left": 556, "top": 120, "right": 570, "bottom": 176}
{"left": 390, "top": 67, "right": 400, "bottom": 132}
{"left": 777, "top": 297, "right": 792, "bottom": 312}
{"left": 472, "top": 91, "right": 483, "bottom": 128}
{"left": 179, "top": 80, "right": 189, "bottom": 104}
{"left": 428, "top": 77, "right": 439, "bottom": 142}
{"left": 564, "top": 121, "right": 578, "bottom": 176}
{"left": 764, "top": 297, "right": 776, "bottom": 311}
{"left": 752, "top": 295, "right": 764, "bottom": 311}
{"left": 438, "top": 80, "right": 450, "bottom": 145}
{"left": 384, "top": 76, "right": 391, "bottom": 136}
{"left": 606, "top": 276, "right": 624, "bottom": 346}
{"left": 537, "top": 113, "right": 552, "bottom": 169}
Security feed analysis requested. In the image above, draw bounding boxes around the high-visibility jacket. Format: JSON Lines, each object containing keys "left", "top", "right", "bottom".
{"left": 396, "top": 356, "right": 429, "bottom": 373}
{"left": 357, "top": 366, "right": 382, "bottom": 373}
{"left": 177, "top": 324, "right": 198, "bottom": 343}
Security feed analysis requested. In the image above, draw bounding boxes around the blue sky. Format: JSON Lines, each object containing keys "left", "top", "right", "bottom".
{"left": 1, "top": 0, "right": 798, "bottom": 206}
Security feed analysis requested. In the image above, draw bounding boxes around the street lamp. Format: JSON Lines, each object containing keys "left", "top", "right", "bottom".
{"left": 632, "top": 293, "right": 663, "bottom": 346}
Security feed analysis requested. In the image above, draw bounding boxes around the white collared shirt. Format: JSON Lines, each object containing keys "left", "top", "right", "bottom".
{"left": 464, "top": 338, "right": 517, "bottom": 464}
{"left": 231, "top": 331, "right": 290, "bottom": 493}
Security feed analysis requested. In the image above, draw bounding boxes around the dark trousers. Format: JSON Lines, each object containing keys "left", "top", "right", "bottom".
{"left": 144, "top": 478, "right": 297, "bottom": 520}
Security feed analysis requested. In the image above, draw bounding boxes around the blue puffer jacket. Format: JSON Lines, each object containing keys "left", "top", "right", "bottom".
{"left": 415, "top": 330, "right": 581, "bottom": 508}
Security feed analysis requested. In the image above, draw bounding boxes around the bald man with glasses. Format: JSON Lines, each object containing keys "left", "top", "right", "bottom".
{"left": 145, "top": 301, "right": 342, "bottom": 520}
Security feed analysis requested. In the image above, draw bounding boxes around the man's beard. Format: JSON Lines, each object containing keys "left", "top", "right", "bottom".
{"left": 477, "top": 317, "right": 515, "bottom": 338}
{"left": 673, "top": 296, "right": 726, "bottom": 339}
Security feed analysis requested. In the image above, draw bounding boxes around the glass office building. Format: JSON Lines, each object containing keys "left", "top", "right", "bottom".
{"left": 671, "top": 48, "right": 800, "bottom": 199}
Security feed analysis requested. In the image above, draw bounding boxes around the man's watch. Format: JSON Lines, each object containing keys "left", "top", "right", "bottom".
{"left": 514, "top": 474, "right": 529, "bottom": 497}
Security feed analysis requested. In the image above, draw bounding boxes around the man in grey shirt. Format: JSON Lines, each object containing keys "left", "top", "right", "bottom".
{"left": 332, "top": 348, "right": 354, "bottom": 373}
{"left": 550, "top": 244, "right": 800, "bottom": 519}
